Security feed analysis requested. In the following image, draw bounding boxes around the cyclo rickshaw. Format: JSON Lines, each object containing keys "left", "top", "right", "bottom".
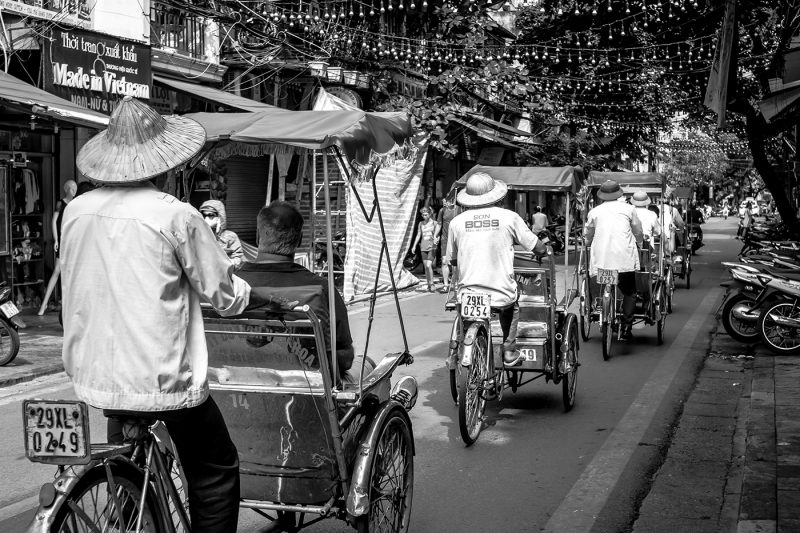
{"left": 22, "top": 108, "right": 419, "bottom": 533}
{"left": 672, "top": 186, "right": 693, "bottom": 289}
{"left": 445, "top": 165, "right": 582, "bottom": 446}
{"left": 580, "top": 171, "right": 669, "bottom": 361}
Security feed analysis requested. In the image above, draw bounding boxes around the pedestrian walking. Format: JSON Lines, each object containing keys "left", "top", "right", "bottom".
{"left": 436, "top": 189, "right": 458, "bottom": 293}
{"left": 411, "top": 206, "right": 439, "bottom": 292}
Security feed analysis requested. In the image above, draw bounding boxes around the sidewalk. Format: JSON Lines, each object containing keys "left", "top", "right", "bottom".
{"left": 633, "top": 322, "right": 800, "bottom": 532}
{"left": 0, "top": 312, "right": 64, "bottom": 387}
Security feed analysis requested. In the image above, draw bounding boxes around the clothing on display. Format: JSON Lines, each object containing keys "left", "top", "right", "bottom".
{"left": 13, "top": 169, "right": 41, "bottom": 214}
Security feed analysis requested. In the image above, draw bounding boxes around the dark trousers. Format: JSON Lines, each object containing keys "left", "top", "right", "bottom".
{"left": 105, "top": 397, "right": 240, "bottom": 533}
{"left": 493, "top": 301, "right": 520, "bottom": 353}
{"left": 617, "top": 271, "right": 636, "bottom": 327}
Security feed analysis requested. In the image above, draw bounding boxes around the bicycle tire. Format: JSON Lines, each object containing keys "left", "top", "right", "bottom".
{"left": 579, "top": 278, "right": 592, "bottom": 342}
{"left": 356, "top": 411, "right": 414, "bottom": 533}
{"left": 51, "top": 463, "right": 161, "bottom": 533}
{"left": 561, "top": 316, "right": 579, "bottom": 412}
{"left": 0, "top": 318, "right": 19, "bottom": 366}
{"left": 458, "top": 330, "right": 489, "bottom": 446}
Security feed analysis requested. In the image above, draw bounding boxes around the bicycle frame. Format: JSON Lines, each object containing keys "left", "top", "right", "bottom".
{"left": 25, "top": 421, "right": 190, "bottom": 533}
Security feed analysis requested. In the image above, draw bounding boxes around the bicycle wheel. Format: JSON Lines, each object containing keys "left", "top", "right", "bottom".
{"left": 601, "top": 322, "right": 613, "bottom": 361}
{"left": 601, "top": 288, "right": 614, "bottom": 361}
{"left": 685, "top": 261, "right": 692, "bottom": 289}
{"left": 0, "top": 318, "right": 19, "bottom": 366}
{"left": 561, "top": 318, "right": 579, "bottom": 412}
{"left": 52, "top": 464, "right": 159, "bottom": 533}
{"left": 357, "top": 411, "right": 414, "bottom": 533}
{"left": 458, "top": 330, "right": 489, "bottom": 446}
{"left": 665, "top": 268, "right": 674, "bottom": 314}
{"left": 579, "top": 278, "right": 592, "bottom": 342}
{"left": 448, "top": 316, "right": 463, "bottom": 404}
{"left": 758, "top": 301, "right": 800, "bottom": 355}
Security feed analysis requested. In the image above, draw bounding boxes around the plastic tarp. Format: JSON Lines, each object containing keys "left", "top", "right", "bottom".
{"left": 187, "top": 108, "right": 413, "bottom": 166}
{"left": 153, "top": 76, "right": 277, "bottom": 112}
{"left": 456, "top": 165, "right": 585, "bottom": 193}
{"left": 0, "top": 70, "right": 109, "bottom": 128}
{"left": 587, "top": 171, "right": 664, "bottom": 188}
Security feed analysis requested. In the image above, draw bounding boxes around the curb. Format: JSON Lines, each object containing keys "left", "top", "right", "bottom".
{"left": 0, "top": 362, "right": 64, "bottom": 389}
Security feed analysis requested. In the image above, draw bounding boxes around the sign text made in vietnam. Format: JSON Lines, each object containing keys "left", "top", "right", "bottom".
{"left": 45, "top": 28, "right": 151, "bottom": 115}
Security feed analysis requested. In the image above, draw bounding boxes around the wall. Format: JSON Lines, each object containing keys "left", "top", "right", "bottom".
{"left": 92, "top": 0, "right": 149, "bottom": 43}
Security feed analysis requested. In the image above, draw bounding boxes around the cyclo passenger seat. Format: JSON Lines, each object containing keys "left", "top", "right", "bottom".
{"left": 202, "top": 285, "right": 347, "bottom": 506}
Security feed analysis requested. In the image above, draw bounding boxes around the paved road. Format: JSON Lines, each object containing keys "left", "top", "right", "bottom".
{"left": 0, "top": 217, "right": 739, "bottom": 532}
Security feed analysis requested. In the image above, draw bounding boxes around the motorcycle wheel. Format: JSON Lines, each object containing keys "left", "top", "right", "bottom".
{"left": 0, "top": 318, "right": 20, "bottom": 366}
{"left": 721, "top": 293, "right": 760, "bottom": 343}
{"left": 758, "top": 301, "right": 800, "bottom": 355}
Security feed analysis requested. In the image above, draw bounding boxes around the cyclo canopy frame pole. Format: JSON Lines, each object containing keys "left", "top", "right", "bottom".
{"left": 332, "top": 147, "right": 411, "bottom": 360}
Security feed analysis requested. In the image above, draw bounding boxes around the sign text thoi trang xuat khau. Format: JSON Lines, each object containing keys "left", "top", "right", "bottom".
{"left": 45, "top": 28, "right": 151, "bottom": 115}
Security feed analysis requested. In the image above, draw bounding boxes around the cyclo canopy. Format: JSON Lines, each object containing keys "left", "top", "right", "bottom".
{"left": 455, "top": 164, "right": 586, "bottom": 193}
{"left": 587, "top": 171, "right": 665, "bottom": 196}
{"left": 186, "top": 108, "right": 413, "bottom": 167}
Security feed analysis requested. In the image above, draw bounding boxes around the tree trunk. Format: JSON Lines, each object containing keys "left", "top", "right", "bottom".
{"left": 739, "top": 102, "right": 800, "bottom": 237}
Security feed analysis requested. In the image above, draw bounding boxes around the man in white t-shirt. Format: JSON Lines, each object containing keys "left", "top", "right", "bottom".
{"left": 531, "top": 206, "right": 549, "bottom": 233}
{"left": 446, "top": 172, "right": 549, "bottom": 366}
{"left": 585, "top": 180, "right": 643, "bottom": 340}
{"left": 631, "top": 191, "right": 661, "bottom": 242}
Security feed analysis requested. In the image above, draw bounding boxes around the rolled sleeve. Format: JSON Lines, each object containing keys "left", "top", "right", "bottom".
{"left": 513, "top": 213, "right": 539, "bottom": 251}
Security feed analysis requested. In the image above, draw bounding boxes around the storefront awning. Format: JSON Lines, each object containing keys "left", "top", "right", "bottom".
{"left": 154, "top": 76, "right": 277, "bottom": 112}
{"left": 449, "top": 117, "right": 522, "bottom": 149}
{"left": 0, "top": 70, "right": 109, "bottom": 128}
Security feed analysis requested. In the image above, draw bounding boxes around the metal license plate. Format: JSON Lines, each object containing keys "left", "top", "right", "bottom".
{"left": 460, "top": 292, "right": 490, "bottom": 319}
{"left": 23, "top": 400, "right": 90, "bottom": 465}
{"left": 0, "top": 301, "right": 19, "bottom": 318}
{"left": 597, "top": 269, "right": 619, "bottom": 285}
{"left": 520, "top": 348, "right": 537, "bottom": 362}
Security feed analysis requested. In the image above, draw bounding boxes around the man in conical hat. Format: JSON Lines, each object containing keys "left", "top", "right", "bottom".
{"left": 61, "top": 96, "right": 250, "bottom": 531}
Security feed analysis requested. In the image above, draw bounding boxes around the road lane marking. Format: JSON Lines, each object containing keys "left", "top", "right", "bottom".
{"left": 544, "top": 285, "right": 723, "bottom": 532}
{"left": 0, "top": 493, "right": 38, "bottom": 523}
{"left": 0, "top": 373, "right": 71, "bottom": 407}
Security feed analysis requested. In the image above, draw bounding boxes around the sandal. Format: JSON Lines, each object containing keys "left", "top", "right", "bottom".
{"left": 439, "top": 285, "right": 450, "bottom": 294}
{"left": 428, "top": 285, "right": 435, "bottom": 292}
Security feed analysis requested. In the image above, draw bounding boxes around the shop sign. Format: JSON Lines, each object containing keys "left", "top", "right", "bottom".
{"left": 0, "top": 0, "right": 90, "bottom": 27}
{"left": 45, "top": 28, "right": 151, "bottom": 115}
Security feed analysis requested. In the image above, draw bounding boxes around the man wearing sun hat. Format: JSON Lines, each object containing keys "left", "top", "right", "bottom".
{"left": 631, "top": 190, "right": 661, "bottom": 242}
{"left": 445, "top": 171, "right": 549, "bottom": 367}
{"left": 585, "top": 180, "right": 644, "bottom": 340}
{"left": 61, "top": 96, "right": 251, "bottom": 532}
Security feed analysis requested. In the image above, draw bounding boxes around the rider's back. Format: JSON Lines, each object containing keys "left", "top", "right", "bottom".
{"left": 447, "top": 206, "right": 537, "bottom": 308}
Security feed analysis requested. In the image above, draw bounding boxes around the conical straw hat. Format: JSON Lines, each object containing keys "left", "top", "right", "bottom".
{"left": 76, "top": 96, "right": 206, "bottom": 183}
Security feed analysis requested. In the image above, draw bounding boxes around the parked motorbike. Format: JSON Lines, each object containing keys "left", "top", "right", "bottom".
{"left": 755, "top": 277, "right": 800, "bottom": 355}
{"left": 314, "top": 230, "right": 346, "bottom": 283}
{"left": 0, "top": 282, "right": 24, "bottom": 366}
{"left": 537, "top": 223, "right": 565, "bottom": 254}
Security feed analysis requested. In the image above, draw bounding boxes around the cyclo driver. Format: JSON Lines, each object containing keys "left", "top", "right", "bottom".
{"left": 445, "top": 172, "right": 549, "bottom": 367}
{"left": 584, "top": 180, "right": 643, "bottom": 341}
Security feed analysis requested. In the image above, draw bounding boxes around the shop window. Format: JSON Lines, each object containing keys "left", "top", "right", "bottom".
{"left": 151, "top": 1, "right": 207, "bottom": 60}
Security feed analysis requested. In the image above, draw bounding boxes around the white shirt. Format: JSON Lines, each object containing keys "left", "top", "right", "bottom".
{"left": 61, "top": 185, "right": 251, "bottom": 411}
{"left": 661, "top": 205, "right": 684, "bottom": 254}
{"left": 446, "top": 206, "right": 538, "bottom": 307}
{"left": 531, "top": 212, "right": 549, "bottom": 233}
{"left": 635, "top": 207, "right": 661, "bottom": 241}
{"left": 585, "top": 200, "right": 643, "bottom": 275}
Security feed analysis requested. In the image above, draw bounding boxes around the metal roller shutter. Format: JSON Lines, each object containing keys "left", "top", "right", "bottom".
{"left": 222, "top": 157, "right": 268, "bottom": 245}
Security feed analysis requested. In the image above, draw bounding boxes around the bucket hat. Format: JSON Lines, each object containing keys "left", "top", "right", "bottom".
{"left": 596, "top": 180, "right": 623, "bottom": 201}
{"left": 457, "top": 172, "right": 508, "bottom": 207}
{"left": 631, "top": 191, "right": 651, "bottom": 207}
{"left": 76, "top": 96, "right": 206, "bottom": 184}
